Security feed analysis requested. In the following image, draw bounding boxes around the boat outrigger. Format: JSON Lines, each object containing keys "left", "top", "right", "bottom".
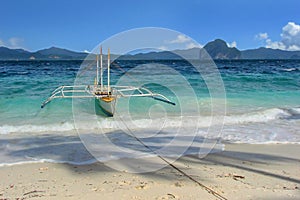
{"left": 41, "top": 47, "right": 176, "bottom": 117}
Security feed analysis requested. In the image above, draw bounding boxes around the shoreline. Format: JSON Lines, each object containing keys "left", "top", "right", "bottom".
{"left": 1, "top": 143, "right": 299, "bottom": 199}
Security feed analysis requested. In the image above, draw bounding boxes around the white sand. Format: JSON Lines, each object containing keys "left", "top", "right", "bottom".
{"left": 0, "top": 143, "right": 299, "bottom": 199}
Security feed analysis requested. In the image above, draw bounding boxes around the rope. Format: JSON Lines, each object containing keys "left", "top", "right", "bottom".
{"left": 77, "top": 60, "right": 97, "bottom": 77}
{"left": 116, "top": 113, "right": 228, "bottom": 200}
{"left": 83, "top": 57, "right": 227, "bottom": 199}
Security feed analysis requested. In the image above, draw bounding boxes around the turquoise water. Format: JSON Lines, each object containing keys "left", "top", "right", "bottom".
{"left": 1, "top": 59, "right": 299, "bottom": 132}
{"left": 0, "top": 59, "right": 299, "bottom": 165}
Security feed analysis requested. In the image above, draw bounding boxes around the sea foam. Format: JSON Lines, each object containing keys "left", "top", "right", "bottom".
{"left": 0, "top": 107, "right": 295, "bottom": 135}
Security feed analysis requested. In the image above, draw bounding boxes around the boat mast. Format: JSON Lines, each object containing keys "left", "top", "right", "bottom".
{"left": 96, "top": 53, "right": 99, "bottom": 85}
{"left": 107, "top": 48, "right": 110, "bottom": 94}
{"left": 100, "top": 46, "right": 103, "bottom": 92}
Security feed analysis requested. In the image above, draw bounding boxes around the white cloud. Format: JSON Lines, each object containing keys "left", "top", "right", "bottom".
{"left": 265, "top": 39, "right": 286, "bottom": 50}
{"left": 256, "top": 33, "right": 268, "bottom": 40}
{"left": 83, "top": 50, "right": 91, "bottom": 53}
{"left": 286, "top": 45, "right": 300, "bottom": 51}
{"left": 257, "top": 22, "right": 300, "bottom": 51}
{"left": 282, "top": 22, "right": 300, "bottom": 36}
{"left": 227, "top": 41, "right": 237, "bottom": 48}
{"left": 169, "top": 34, "right": 191, "bottom": 44}
{"left": 0, "top": 37, "right": 25, "bottom": 49}
{"left": 158, "top": 46, "right": 169, "bottom": 51}
{"left": 186, "top": 42, "right": 202, "bottom": 49}
{"left": 280, "top": 22, "right": 300, "bottom": 50}
{"left": 167, "top": 34, "right": 202, "bottom": 49}
{"left": 8, "top": 37, "right": 24, "bottom": 48}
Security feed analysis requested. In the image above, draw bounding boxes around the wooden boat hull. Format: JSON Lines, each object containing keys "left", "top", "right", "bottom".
{"left": 95, "top": 97, "right": 116, "bottom": 117}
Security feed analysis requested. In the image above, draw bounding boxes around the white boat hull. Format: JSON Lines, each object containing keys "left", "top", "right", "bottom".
{"left": 95, "top": 97, "right": 116, "bottom": 117}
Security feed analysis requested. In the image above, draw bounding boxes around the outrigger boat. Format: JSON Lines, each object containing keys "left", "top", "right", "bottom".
{"left": 41, "top": 48, "right": 175, "bottom": 117}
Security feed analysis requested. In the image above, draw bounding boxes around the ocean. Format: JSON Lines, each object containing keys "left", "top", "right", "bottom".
{"left": 0, "top": 59, "right": 299, "bottom": 167}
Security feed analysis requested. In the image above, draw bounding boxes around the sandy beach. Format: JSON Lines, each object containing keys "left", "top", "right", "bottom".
{"left": 0, "top": 143, "right": 299, "bottom": 200}
{"left": 1, "top": 0, "right": 300, "bottom": 199}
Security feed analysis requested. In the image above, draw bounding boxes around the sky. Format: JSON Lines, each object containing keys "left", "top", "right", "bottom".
{"left": 1, "top": 0, "right": 300, "bottom": 52}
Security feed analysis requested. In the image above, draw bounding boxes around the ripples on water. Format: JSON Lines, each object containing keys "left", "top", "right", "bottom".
{"left": 0, "top": 59, "right": 299, "bottom": 165}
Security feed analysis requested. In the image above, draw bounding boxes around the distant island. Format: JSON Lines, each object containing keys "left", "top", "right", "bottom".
{"left": 1, "top": 39, "right": 300, "bottom": 60}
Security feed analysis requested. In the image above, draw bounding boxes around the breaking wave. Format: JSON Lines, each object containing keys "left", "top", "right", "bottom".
{"left": 1, "top": 107, "right": 298, "bottom": 135}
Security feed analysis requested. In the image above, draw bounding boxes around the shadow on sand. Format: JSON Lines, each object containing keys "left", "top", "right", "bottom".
{"left": 1, "top": 131, "right": 300, "bottom": 184}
